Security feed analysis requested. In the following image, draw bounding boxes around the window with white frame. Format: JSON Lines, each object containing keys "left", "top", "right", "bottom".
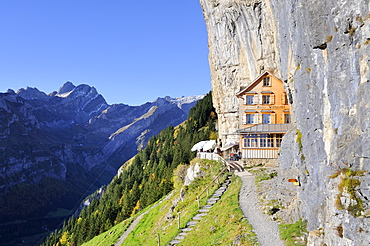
{"left": 267, "top": 134, "right": 274, "bottom": 147}
{"left": 260, "top": 134, "right": 267, "bottom": 147}
{"left": 262, "top": 95, "right": 270, "bottom": 104}
{"left": 243, "top": 138, "right": 248, "bottom": 148}
{"left": 263, "top": 77, "right": 271, "bottom": 86}
{"left": 247, "top": 114, "right": 255, "bottom": 124}
{"left": 247, "top": 95, "right": 254, "bottom": 104}
{"left": 243, "top": 133, "right": 284, "bottom": 148}
{"left": 276, "top": 134, "right": 283, "bottom": 147}
{"left": 262, "top": 114, "right": 271, "bottom": 124}
{"left": 244, "top": 134, "right": 258, "bottom": 147}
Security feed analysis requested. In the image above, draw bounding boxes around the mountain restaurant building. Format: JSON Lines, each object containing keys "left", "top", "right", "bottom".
{"left": 236, "top": 71, "right": 292, "bottom": 164}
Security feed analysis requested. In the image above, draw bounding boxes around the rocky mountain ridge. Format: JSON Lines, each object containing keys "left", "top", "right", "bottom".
{"left": 0, "top": 82, "right": 202, "bottom": 220}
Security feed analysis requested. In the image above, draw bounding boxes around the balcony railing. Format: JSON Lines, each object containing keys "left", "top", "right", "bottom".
{"left": 196, "top": 152, "right": 228, "bottom": 166}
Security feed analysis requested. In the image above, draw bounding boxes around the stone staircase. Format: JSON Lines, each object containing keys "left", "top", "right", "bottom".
{"left": 227, "top": 161, "right": 245, "bottom": 172}
{"left": 168, "top": 175, "right": 232, "bottom": 245}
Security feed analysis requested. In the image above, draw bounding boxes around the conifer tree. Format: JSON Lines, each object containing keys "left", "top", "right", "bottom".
{"left": 41, "top": 91, "right": 217, "bottom": 246}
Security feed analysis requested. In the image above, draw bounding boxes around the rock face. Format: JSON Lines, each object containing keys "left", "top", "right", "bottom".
{"left": 0, "top": 82, "right": 202, "bottom": 220}
{"left": 201, "top": 0, "right": 370, "bottom": 245}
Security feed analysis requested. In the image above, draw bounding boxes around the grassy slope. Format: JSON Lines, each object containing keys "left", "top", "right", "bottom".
{"left": 81, "top": 218, "right": 133, "bottom": 246}
{"left": 179, "top": 176, "right": 258, "bottom": 246}
{"left": 82, "top": 160, "right": 258, "bottom": 245}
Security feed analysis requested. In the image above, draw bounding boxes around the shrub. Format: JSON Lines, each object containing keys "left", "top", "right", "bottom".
{"left": 279, "top": 218, "right": 307, "bottom": 246}
{"left": 333, "top": 168, "right": 366, "bottom": 217}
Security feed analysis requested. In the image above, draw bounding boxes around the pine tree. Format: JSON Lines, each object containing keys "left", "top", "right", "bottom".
{"left": 41, "top": 91, "right": 217, "bottom": 246}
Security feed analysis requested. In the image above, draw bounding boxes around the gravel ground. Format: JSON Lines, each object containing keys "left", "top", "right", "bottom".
{"left": 236, "top": 171, "right": 284, "bottom": 246}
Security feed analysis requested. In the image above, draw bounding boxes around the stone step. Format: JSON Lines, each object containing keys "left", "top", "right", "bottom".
{"left": 169, "top": 239, "right": 181, "bottom": 245}
{"left": 202, "top": 205, "right": 212, "bottom": 209}
{"left": 192, "top": 213, "right": 207, "bottom": 220}
{"left": 182, "top": 227, "right": 194, "bottom": 232}
{"left": 198, "top": 208, "right": 210, "bottom": 213}
{"left": 207, "top": 197, "right": 220, "bottom": 203}
{"left": 215, "top": 189, "right": 225, "bottom": 193}
{"left": 179, "top": 232, "right": 188, "bottom": 236}
{"left": 207, "top": 199, "right": 218, "bottom": 205}
{"left": 187, "top": 221, "right": 198, "bottom": 227}
{"left": 174, "top": 235, "right": 184, "bottom": 240}
{"left": 214, "top": 190, "right": 224, "bottom": 194}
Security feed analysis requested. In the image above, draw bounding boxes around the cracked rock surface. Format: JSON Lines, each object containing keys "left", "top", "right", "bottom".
{"left": 201, "top": 0, "right": 370, "bottom": 244}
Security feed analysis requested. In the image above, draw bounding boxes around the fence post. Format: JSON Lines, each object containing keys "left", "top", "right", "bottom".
{"left": 178, "top": 212, "right": 181, "bottom": 229}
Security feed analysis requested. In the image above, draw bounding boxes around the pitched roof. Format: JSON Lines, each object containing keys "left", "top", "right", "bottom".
{"left": 236, "top": 71, "right": 282, "bottom": 97}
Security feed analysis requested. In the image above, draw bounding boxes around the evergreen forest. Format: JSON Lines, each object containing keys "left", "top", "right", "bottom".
{"left": 42, "top": 91, "right": 217, "bottom": 245}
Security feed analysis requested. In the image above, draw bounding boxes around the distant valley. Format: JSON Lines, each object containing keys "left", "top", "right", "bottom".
{"left": 0, "top": 82, "right": 202, "bottom": 242}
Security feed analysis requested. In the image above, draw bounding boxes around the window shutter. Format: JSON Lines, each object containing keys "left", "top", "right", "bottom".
{"left": 242, "top": 114, "right": 247, "bottom": 124}
{"left": 254, "top": 95, "right": 258, "bottom": 105}
{"left": 259, "top": 95, "right": 263, "bottom": 105}
{"left": 243, "top": 95, "right": 247, "bottom": 104}
{"left": 282, "top": 94, "right": 287, "bottom": 105}
{"left": 271, "top": 113, "right": 276, "bottom": 124}
{"left": 270, "top": 94, "right": 275, "bottom": 104}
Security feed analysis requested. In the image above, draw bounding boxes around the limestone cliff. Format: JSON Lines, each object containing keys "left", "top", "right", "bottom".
{"left": 201, "top": 0, "right": 370, "bottom": 245}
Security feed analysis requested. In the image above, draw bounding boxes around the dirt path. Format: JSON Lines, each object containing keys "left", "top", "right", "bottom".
{"left": 114, "top": 192, "right": 173, "bottom": 246}
{"left": 236, "top": 171, "right": 284, "bottom": 246}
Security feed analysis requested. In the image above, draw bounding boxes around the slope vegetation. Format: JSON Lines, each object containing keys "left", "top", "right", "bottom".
{"left": 42, "top": 91, "right": 217, "bottom": 245}
{"left": 83, "top": 160, "right": 258, "bottom": 246}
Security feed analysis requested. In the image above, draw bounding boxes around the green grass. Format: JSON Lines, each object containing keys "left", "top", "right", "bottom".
{"left": 180, "top": 175, "right": 258, "bottom": 246}
{"left": 295, "top": 129, "right": 305, "bottom": 160}
{"left": 255, "top": 171, "right": 277, "bottom": 183}
{"left": 81, "top": 217, "right": 134, "bottom": 246}
{"left": 44, "top": 208, "right": 71, "bottom": 218}
{"left": 278, "top": 219, "right": 307, "bottom": 246}
{"left": 81, "top": 195, "right": 165, "bottom": 246}
{"left": 82, "top": 160, "right": 258, "bottom": 246}
{"left": 119, "top": 160, "right": 229, "bottom": 245}
{"left": 249, "top": 168, "right": 277, "bottom": 187}
{"left": 331, "top": 168, "right": 367, "bottom": 217}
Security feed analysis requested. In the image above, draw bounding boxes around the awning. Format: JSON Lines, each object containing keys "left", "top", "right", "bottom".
{"left": 261, "top": 91, "right": 274, "bottom": 94}
{"left": 203, "top": 140, "right": 216, "bottom": 151}
{"left": 220, "top": 142, "right": 239, "bottom": 151}
{"left": 238, "top": 124, "right": 292, "bottom": 134}
{"left": 191, "top": 140, "right": 216, "bottom": 152}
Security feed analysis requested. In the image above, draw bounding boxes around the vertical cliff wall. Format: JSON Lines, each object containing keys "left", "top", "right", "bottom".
{"left": 201, "top": 0, "right": 370, "bottom": 245}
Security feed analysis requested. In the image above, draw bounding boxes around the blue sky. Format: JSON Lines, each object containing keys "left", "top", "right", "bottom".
{"left": 0, "top": 1, "right": 211, "bottom": 105}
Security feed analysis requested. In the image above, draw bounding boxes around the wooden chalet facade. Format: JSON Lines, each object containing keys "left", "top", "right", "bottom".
{"left": 236, "top": 71, "right": 291, "bottom": 160}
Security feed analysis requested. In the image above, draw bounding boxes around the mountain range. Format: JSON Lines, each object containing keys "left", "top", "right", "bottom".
{"left": 0, "top": 82, "right": 202, "bottom": 222}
